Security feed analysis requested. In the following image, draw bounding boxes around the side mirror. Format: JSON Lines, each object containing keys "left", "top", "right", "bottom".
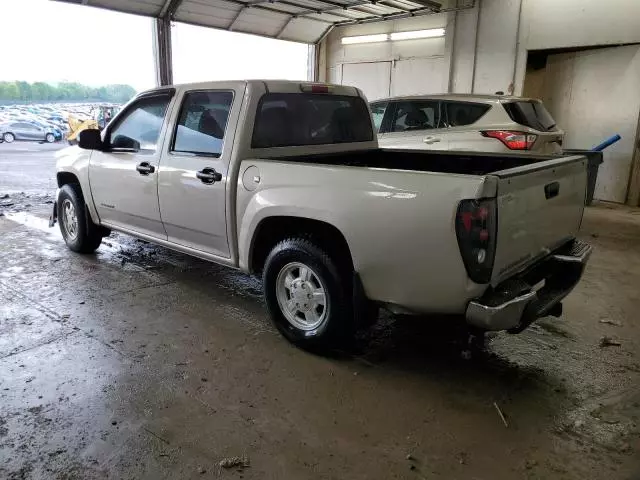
{"left": 78, "top": 129, "right": 103, "bottom": 150}
{"left": 111, "top": 135, "right": 140, "bottom": 151}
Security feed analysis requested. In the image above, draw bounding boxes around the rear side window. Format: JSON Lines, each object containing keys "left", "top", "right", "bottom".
{"left": 444, "top": 101, "right": 490, "bottom": 127}
{"left": 252, "top": 93, "right": 373, "bottom": 148}
{"left": 503, "top": 101, "right": 557, "bottom": 132}
{"left": 370, "top": 102, "right": 388, "bottom": 133}
{"left": 172, "top": 90, "right": 233, "bottom": 157}
{"left": 390, "top": 100, "right": 441, "bottom": 132}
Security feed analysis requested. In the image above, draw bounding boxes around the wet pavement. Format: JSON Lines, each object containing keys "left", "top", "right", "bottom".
{"left": 1, "top": 146, "right": 639, "bottom": 479}
{"left": 0, "top": 143, "right": 61, "bottom": 195}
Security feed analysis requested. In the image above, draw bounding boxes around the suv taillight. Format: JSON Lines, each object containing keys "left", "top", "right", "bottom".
{"left": 481, "top": 130, "right": 537, "bottom": 150}
{"left": 455, "top": 199, "right": 497, "bottom": 284}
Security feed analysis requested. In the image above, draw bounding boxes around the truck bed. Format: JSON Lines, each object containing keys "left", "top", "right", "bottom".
{"left": 262, "top": 149, "right": 555, "bottom": 176}
{"left": 258, "top": 147, "right": 588, "bottom": 288}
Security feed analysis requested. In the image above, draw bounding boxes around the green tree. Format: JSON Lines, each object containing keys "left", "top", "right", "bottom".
{"left": 0, "top": 82, "right": 20, "bottom": 101}
{"left": 0, "top": 81, "right": 137, "bottom": 104}
{"left": 16, "top": 81, "right": 32, "bottom": 102}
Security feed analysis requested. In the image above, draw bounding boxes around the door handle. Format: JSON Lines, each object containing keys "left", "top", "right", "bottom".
{"left": 423, "top": 137, "right": 441, "bottom": 144}
{"left": 136, "top": 162, "right": 155, "bottom": 175}
{"left": 196, "top": 167, "right": 223, "bottom": 184}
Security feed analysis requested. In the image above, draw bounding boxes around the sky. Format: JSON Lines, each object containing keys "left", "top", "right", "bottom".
{"left": 0, "top": 0, "right": 309, "bottom": 92}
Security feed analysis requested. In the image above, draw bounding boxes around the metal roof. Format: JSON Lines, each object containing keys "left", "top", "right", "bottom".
{"left": 54, "top": 0, "right": 473, "bottom": 44}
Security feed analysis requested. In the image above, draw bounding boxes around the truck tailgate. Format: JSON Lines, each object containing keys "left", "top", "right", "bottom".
{"left": 490, "top": 155, "right": 587, "bottom": 285}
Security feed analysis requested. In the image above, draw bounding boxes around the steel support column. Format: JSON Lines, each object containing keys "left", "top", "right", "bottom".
{"left": 152, "top": 16, "right": 173, "bottom": 86}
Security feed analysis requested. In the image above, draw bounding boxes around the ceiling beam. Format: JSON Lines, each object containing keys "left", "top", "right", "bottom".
{"left": 276, "top": 17, "right": 295, "bottom": 38}
{"left": 159, "top": 0, "right": 184, "bottom": 19}
{"left": 237, "top": 0, "right": 398, "bottom": 22}
{"left": 333, "top": 3, "right": 439, "bottom": 24}
{"left": 402, "top": 0, "right": 440, "bottom": 9}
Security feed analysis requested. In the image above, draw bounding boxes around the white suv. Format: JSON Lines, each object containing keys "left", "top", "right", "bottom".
{"left": 371, "top": 94, "right": 564, "bottom": 154}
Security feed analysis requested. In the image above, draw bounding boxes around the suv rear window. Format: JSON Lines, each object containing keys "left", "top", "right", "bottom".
{"left": 503, "top": 100, "right": 557, "bottom": 132}
{"left": 444, "top": 101, "right": 491, "bottom": 127}
{"left": 252, "top": 93, "right": 373, "bottom": 148}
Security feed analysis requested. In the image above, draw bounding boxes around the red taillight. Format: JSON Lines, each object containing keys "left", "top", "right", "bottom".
{"left": 300, "top": 84, "right": 330, "bottom": 94}
{"left": 482, "top": 130, "right": 537, "bottom": 150}
{"left": 455, "top": 199, "right": 497, "bottom": 284}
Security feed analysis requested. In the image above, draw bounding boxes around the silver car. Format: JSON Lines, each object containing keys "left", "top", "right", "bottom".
{"left": 0, "top": 121, "right": 57, "bottom": 143}
{"left": 371, "top": 94, "right": 564, "bottom": 154}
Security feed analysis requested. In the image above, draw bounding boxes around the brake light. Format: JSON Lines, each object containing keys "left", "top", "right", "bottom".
{"left": 300, "top": 84, "right": 330, "bottom": 94}
{"left": 455, "top": 199, "right": 497, "bottom": 284}
{"left": 482, "top": 130, "right": 537, "bottom": 150}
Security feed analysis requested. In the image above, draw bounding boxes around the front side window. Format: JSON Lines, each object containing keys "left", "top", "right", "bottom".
{"left": 172, "top": 90, "right": 233, "bottom": 157}
{"left": 444, "top": 101, "right": 491, "bottom": 127}
{"left": 370, "top": 102, "right": 388, "bottom": 133}
{"left": 108, "top": 94, "right": 171, "bottom": 151}
{"left": 252, "top": 93, "right": 373, "bottom": 148}
{"left": 390, "top": 100, "right": 441, "bottom": 133}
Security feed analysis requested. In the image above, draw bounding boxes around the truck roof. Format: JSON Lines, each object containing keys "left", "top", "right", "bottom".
{"left": 139, "top": 80, "right": 361, "bottom": 97}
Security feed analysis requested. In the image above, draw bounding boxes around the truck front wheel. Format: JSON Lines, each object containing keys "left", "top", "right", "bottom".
{"left": 263, "top": 238, "right": 353, "bottom": 352}
{"left": 58, "top": 184, "right": 103, "bottom": 253}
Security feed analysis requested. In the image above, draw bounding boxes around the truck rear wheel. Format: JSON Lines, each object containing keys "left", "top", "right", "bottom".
{"left": 263, "top": 238, "right": 353, "bottom": 352}
{"left": 58, "top": 184, "right": 103, "bottom": 253}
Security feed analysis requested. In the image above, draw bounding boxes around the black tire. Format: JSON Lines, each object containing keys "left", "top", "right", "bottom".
{"left": 45, "top": 133, "right": 55, "bottom": 143}
{"left": 263, "top": 238, "right": 354, "bottom": 352}
{"left": 57, "top": 184, "right": 103, "bottom": 253}
{"left": 3, "top": 132, "right": 15, "bottom": 143}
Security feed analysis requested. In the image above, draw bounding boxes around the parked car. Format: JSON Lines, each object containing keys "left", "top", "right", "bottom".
{"left": 25, "top": 120, "right": 63, "bottom": 141}
{"left": 0, "top": 120, "right": 58, "bottom": 143}
{"left": 52, "top": 80, "right": 591, "bottom": 351}
{"left": 371, "top": 94, "right": 564, "bottom": 154}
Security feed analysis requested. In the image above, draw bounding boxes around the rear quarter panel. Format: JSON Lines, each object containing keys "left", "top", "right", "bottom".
{"left": 236, "top": 159, "right": 492, "bottom": 314}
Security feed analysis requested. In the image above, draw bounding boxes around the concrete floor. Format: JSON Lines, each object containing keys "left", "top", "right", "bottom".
{"left": 1, "top": 145, "right": 639, "bottom": 479}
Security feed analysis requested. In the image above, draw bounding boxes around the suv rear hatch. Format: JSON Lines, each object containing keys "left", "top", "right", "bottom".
{"left": 502, "top": 100, "right": 564, "bottom": 154}
{"left": 490, "top": 155, "right": 587, "bottom": 286}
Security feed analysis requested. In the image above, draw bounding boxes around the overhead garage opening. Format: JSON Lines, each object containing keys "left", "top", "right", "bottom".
{"left": 54, "top": 0, "right": 473, "bottom": 87}
{"left": 55, "top": 0, "right": 455, "bottom": 42}
{"left": 171, "top": 23, "right": 309, "bottom": 84}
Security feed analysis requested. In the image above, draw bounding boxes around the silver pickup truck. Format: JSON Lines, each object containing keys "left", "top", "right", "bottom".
{"left": 52, "top": 80, "right": 591, "bottom": 351}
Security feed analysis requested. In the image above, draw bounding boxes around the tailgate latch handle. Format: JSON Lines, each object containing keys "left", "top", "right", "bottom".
{"left": 544, "top": 181, "right": 560, "bottom": 199}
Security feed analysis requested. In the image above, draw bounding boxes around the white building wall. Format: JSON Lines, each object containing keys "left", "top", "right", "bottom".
{"left": 449, "top": 5, "right": 478, "bottom": 93}
{"left": 323, "top": 0, "right": 640, "bottom": 97}
{"left": 324, "top": 14, "right": 449, "bottom": 99}
{"left": 472, "top": 0, "right": 521, "bottom": 94}
{"left": 524, "top": 0, "right": 640, "bottom": 51}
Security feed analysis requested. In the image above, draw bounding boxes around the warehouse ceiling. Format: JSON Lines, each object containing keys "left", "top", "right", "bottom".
{"left": 54, "top": 0, "right": 473, "bottom": 43}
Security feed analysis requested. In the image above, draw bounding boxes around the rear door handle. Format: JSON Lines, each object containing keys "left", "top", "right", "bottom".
{"left": 136, "top": 162, "right": 155, "bottom": 175}
{"left": 423, "top": 137, "right": 441, "bottom": 144}
{"left": 196, "top": 167, "right": 223, "bottom": 184}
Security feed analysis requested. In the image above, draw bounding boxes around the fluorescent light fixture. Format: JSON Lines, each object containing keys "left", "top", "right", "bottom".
{"left": 390, "top": 28, "right": 445, "bottom": 41}
{"left": 341, "top": 28, "right": 445, "bottom": 45}
{"left": 341, "top": 34, "right": 389, "bottom": 45}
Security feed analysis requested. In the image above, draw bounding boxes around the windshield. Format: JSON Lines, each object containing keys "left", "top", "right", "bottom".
{"left": 503, "top": 100, "right": 558, "bottom": 132}
{"left": 252, "top": 93, "right": 373, "bottom": 148}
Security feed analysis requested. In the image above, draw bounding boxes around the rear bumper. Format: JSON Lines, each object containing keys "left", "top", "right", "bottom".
{"left": 465, "top": 239, "right": 592, "bottom": 332}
